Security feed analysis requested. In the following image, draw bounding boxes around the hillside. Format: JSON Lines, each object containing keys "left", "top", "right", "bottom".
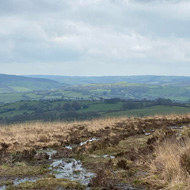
{"left": 0, "top": 98, "right": 190, "bottom": 124}
{"left": 1, "top": 75, "right": 190, "bottom": 103}
{"left": 26, "top": 75, "right": 190, "bottom": 86}
{"left": 0, "top": 74, "right": 62, "bottom": 93}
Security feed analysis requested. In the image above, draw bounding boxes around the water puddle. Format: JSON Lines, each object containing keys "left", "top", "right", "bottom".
{"left": 91, "top": 154, "right": 115, "bottom": 159}
{"left": 65, "top": 138, "right": 98, "bottom": 150}
{"left": 13, "top": 178, "right": 37, "bottom": 186}
{"left": 0, "top": 186, "right": 6, "bottom": 190}
{"left": 80, "top": 138, "right": 98, "bottom": 146}
{"left": 65, "top": 145, "right": 73, "bottom": 150}
{"left": 50, "top": 138, "right": 98, "bottom": 186}
{"left": 0, "top": 178, "right": 37, "bottom": 190}
{"left": 142, "top": 129, "right": 151, "bottom": 136}
{"left": 50, "top": 158, "right": 96, "bottom": 185}
{"left": 103, "top": 154, "right": 115, "bottom": 159}
{"left": 0, "top": 138, "right": 109, "bottom": 189}
{"left": 0, "top": 137, "right": 140, "bottom": 189}
{"left": 168, "top": 125, "right": 184, "bottom": 129}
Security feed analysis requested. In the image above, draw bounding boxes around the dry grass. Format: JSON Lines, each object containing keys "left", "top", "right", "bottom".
{"left": 0, "top": 114, "right": 190, "bottom": 152}
{"left": 0, "top": 118, "right": 121, "bottom": 151}
{"left": 149, "top": 138, "right": 190, "bottom": 190}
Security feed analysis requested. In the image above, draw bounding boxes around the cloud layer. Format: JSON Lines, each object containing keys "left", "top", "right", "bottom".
{"left": 0, "top": 0, "right": 190, "bottom": 76}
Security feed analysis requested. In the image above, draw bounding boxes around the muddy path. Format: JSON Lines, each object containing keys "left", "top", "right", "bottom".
{"left": 0, "top": 139, "right": 97, "bottom": 190}
{"left": 0, "top": 135, "right": 146, "bottom": 190}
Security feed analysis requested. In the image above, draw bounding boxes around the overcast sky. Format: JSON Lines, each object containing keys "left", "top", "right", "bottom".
{"left": 0, "top": 0, "right": 190, "bottom": 76}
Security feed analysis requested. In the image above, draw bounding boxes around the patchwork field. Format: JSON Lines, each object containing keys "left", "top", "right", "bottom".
{"left": 2, "top": 75, "right": 190, "bottom": 103}
{"left": 0, "top": 98, "right": 190, "bottom": 124}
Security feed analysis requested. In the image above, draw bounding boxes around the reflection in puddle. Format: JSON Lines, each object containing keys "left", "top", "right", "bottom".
{"left": 65, "top": 145, "right": 73, "bottom": 150}
{"left": 91, "top": 154, "right": 115, "bottom": 159}
{"left": 50, "top": 158, "right": 96, "bottom": 185}
{"left": 103, "top": 154, "right": 115, "bottom": 159}
{"left": 168, "top": 125, "right": 184, "bottom": 129}
{"left": 13, "top": 178, "right": 37, "bottom": 186}
{"left": 0, "top": 186, "right": 6, "bottom": 190}
{"left": 80, "top": 138, "right": 98, "bottom": 146}
{"left": 0, "top": 178, "right": 37, "bottom": 190}
{"left": 65, "top": 138, "right": 98, "bottom": 150}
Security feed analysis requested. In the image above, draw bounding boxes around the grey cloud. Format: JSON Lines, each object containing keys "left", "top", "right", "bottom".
{"left": 0, "top": 0, "right": 69, "bottom": 16}
{"left": 133, "top": 0, "right": 189, "bottom": 3}
{"left": 0, "top": 0, "right": 190, "bottom": 76}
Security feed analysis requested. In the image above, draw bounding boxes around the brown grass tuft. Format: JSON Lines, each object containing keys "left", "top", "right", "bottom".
{"left": 149, "top": 138, "right": 190, "bottom": 189}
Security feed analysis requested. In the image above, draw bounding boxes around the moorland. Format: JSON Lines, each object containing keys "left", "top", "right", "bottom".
{"left": 1, "top": 74, "right": 190, "bottom": 189}
{"left": 1, "top": 114, "right": 190, "bottom": 189}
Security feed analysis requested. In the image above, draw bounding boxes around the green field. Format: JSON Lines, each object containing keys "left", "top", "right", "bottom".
{"left": 1, "top": 74, "right": 190, "bottom": 103}
{"left": 78, "top": 102, "right": 122, "bottom": 113}
{"left": 105, "top": 105, "right": 190, "bottom": 117}
{"left": 0, "top": 98, "right": 190, "bottom": 124}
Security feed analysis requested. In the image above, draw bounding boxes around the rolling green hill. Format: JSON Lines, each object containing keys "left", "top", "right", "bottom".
{"left": 26, "top": 75, "right": 190, "bottom": 86}
{"left": 1, "top": 74, "right": 190, "bottom": 103}
{"left": 0, "top": 98, "right": 190, "bottom": 124}
{"left": 0, "top": 74, "right": 62, "bottom": 93}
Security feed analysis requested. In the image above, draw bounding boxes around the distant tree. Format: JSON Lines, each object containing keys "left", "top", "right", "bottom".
{"left": 156, "top": 98, "right": 173, "bottom": 106}
{"left": 122, "top": 101, "right": 143, "bottom": 110}
{"left": 56, "top": 103, "right": 61, "bottom": 110}
{"left": 71, "top": 101, "right": 81, "bottom": 110}
{"left": 82, "top": 104, "right": 88, "bottom": 109}
{"left": 19, "top": 103, "right": 28, "bottom": 110}
{"left": 63, "top": 103, "right": 71, "bottom": 111}
{"left": 35, "top": 107, "right": 43, "bottom": 113}
{"left": 99, "top": 97, "right": 104, "bottom": 102}
{"left": 104, "top": 98, "right": 121, "bottom": 104}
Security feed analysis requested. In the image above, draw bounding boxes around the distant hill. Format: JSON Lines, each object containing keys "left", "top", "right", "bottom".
{"left": 1, "top": 74, "right": 190, "bottom": 103}
{"left": 26, "top": 75, "right": 190, "bottom": 86}
{"left": 0, "top": 74, "right": 62, "bottom": 93}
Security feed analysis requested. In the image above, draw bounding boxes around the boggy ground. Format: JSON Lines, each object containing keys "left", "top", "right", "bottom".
{"left": 1, "top": 114, "right": 190, "bottom": 189}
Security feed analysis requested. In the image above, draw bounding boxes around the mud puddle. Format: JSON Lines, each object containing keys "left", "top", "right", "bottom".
{"left": 50, "top": 158, "right": 95, "bottom": 185}
{"left": 168, "top": 125, "right": 184, "bottom": 129}
{"left": 13, "top": 177, "right": 37, "bottom": 186}
{"left": 65, "top": 137, "right": 98, "bottom": 150}
{"left": 0, "top": 137, "right": 140, "bottom": 189}
{"left": 0, "top": 186, "right": 5, "bottom": 190}
{"left": 0, "top": 138, "right": 97, "bottom": 189}
{"left": 90, "top": 154, "right": 115, "bottom": 159}
{"left": 0, "top": 178, "right": 37, "bottom": 190}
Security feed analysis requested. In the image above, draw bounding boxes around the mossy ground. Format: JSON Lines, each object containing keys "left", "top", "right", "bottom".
{"left": 0, "top": 180, "right": 13, "bottom": 186}
{"left": 6, "top": 177, "right": 84, "bottom": 190}
{"left": 0, "top": 162, "right": 48, "bottom": 177}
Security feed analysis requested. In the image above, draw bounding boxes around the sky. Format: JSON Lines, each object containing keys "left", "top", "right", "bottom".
{"left": 0, "top": 0, "right": 190, "bottom": 76}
